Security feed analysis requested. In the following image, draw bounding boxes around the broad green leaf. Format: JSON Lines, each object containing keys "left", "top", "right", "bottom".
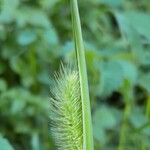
{"left": 129, "top": 107, "right": 150, "bottom": 136}
{"left": 98, "top": 60, "right": 137, "bottom": 96}
{"left": 98, "top": 60, "right": 124, "bottom": 96}
{"left": 31, "top": 132, "right": 40, "bottom": 150}
{"left": 129, "top": 107, "right": 148, "bottom": 128}
{"left": 17, "top": 29, "right": 37, "bottom": 46}
{"left": 0, "top": 25, "right": 6, "bottom": 40}
{"left": 39, "top": 0, "right": 60, "bottom": 9}
{"left": 0, "top": 79, "right": 7, "bottom": 92}
{"left": 16, "top": 8, "right": 50, "bottom": 28}
{"left": 93, "top": 106, "right": 118, "bottom": 129}
{"left": 98, "top": 0, "right": 123, "bottom": 7}
{"left": 42, "top": 27, "right": 58, "bottom": 45}
{"left": 139, "top": 72, "right": 150, "bottom": 92}
{"left": 139, "top": 50, "right": 150, "bottom": 66}
{"left": 0, "top": 135, "right": 14, "bottom": 150}
{"left": 0, "top": 0, "right": 19, "bottom": 23}
{"left": 93, "top": 106, "right": 120, "bottom": 145}
{"left": 124, "top": 11, "right": 150, "bottom": 41}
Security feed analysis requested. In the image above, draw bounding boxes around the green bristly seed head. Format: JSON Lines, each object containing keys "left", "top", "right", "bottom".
{"left": 50, "top": 66, "right": 83, "bottom": 150}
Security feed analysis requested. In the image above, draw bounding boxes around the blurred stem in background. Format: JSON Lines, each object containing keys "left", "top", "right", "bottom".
{"left": 146, "top": 95, "right": 150, "bottom": 117}
{"left": 118, "top": 81, "right": 133, "bottom": 150}
{"left": 28, "top": 47, "right": 38, "bottom": 92}
{"left": 141, "top": 94, "right": 150, "bottom": 150}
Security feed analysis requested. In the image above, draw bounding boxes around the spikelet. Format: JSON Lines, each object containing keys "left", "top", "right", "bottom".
{"left": 50, "top": 65, "right": 83, "bottom": 150}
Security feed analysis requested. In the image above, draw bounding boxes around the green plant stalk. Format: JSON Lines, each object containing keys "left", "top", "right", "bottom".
{"left": 118, "top": 82, "right": 132, "bottom": 150}
{"left": 70, "top": 0, "right": 94, "bottom": 150}
{"left": 146, "top": 94, "right": 150, "bottom": 117}
{"left": 141, "top": 94, "right": 150, "bottom": 150}
{"left": 118, "top": 102, "right": 130, "bottom": 150}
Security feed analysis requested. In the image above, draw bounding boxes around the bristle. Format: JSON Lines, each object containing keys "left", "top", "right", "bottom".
{"left": 50, "top": 65, "right": 83, "bottom": 150}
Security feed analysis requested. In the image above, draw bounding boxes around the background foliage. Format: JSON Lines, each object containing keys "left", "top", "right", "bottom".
{"left": 0, "top": 0, "right": 150, "bottom": 149}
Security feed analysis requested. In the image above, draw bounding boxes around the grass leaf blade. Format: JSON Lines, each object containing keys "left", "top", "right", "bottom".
{"left": 70, "top": 0, "right": 94, "bottom": 149}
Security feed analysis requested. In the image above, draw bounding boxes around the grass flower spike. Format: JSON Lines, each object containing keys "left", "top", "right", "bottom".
{"left": 50, "top": 66, "right": 83, "bottom": 150}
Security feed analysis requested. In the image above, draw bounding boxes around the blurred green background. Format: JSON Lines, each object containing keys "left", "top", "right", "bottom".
{"left": 0, "top": 0, "right": 150, "bottom": 149}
